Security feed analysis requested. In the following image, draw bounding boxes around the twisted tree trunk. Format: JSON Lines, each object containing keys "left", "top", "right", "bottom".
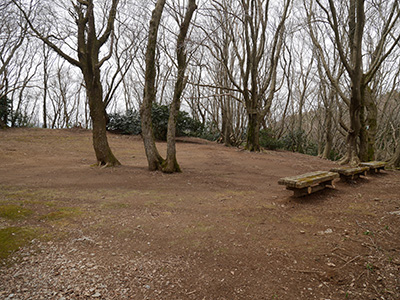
{"left": 141, "top": 0, "right": 166, "bottom": 171}
{"left": 164, "top": 0, "right": 197, "bottom": 173}
{"left": 388, "top": 143, "right": 400, "bottom": 169}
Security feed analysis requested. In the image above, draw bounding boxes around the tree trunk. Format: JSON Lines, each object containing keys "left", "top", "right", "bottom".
{"left": 141, "top": 0, "right": 166, "bottom": 171}
{"left": 164, "top": 75, "right": 185, "bottom": 173}
{"left": 340, "top": 90, "right": 362, "bottom": 166}
{"left": 82, "top": 0, "right": 120, "bottom": 167}
{"left": 338, "top": 0, "right": 364, "bottom": 166}
{"left": 164, "top": 0, "right": 197, "bottom": 173}
{"left": 164, "top": 97, "right": 182, "bottom": 173}
{"left": 388, "top": 142, "right": 400, "bottom": 169}
{"left": 85, "top": 71, "right": 120, "bottom": 166}
{"left": 359, "top": 101, "right": 368, "bottom": 161}
{"left": 222, "top": 102, "right": 234, "bottom": 146}
{"left": 246, "top": 112, "right": 261, "bottom": 152}
{"left": 321, "top": 105, "right": 333, "bottom": 159}
{"left": 340, "top": 81, "right": 363, "bottom": 166}
{"left": 358, "top": 85, "right": 377, "bottom": 162}
{"left": 42, "top": 45, "right": 48, "bottom": 129}
{"left": 364, "top": 86, "right": 377, "bottom": 161}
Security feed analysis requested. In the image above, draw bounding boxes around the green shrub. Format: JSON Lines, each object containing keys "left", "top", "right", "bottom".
{"left": 328, "top": 149, "right": 341, "bottom": 161}
{"left": 107, "top": 110, "right": 141, "bottom": 135}
{"left": 0, "top": 96, "right": 11, "bottom": 128}
{"left": 151, "top": 104, "right": 169, "bottom": 140}
{"left": 107, "top": 104, "right": 206, "bottom": 141}
{"left": 10, "top": 111, "right": 34, "bottom": 128}
{"left": 176, "top": 110, "right": 204, "bottom": 138}
{"left": 281, "top": 129, "right": 318, "bottom": 156}
{"left": 282, "top": 129, "right": 305, "bottom": 152}
{"left": 259, "top": 129, "right": 284, "bottom": 150}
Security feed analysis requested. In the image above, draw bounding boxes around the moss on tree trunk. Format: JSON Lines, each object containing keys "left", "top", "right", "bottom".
{"left": 246, "top": 113, "right": 261, "bottom": 152}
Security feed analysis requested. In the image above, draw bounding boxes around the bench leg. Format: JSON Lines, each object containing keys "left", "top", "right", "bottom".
{"left": 340, "top": 173, "right": 369, "bottom": 182}
{"left": 292, "top": 187, "right": 314, "bottom": 197}
{"left": 322, "top": 180, "right": 335, "bottom": 188}
{"left": 289, "top": 182, "right": 333, "bottom": 197}
{"left": 370, "top": 167, "right": 384, "bottom": 174}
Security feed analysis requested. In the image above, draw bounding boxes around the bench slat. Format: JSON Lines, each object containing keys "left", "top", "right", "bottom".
{"left": 330, "top": 166, "right": 369, "bottom": 176}
{"left": 360, "top": 161, "right": 387, "bottom": 169}
{"left": 278, "top": 171, "right": 339, "bottom": 189}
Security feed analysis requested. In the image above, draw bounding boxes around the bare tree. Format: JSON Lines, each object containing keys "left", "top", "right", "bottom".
{"left": 206, "top": 0, "right": 291, "bottom": 151}
{"left": 141, "top": 0, "right": 197, "bottom": 173}
{"left": 13, "top": 0, "right": 121, "bottom": 166}
{"left": 0, "top": 1, "right": 26, "bottom": 80}
{"left": 141, "top": 0, "right": 167, "bottom": 171}
{"left": 0, "top": 1, "right": 27, "bottom": 127}
{"left": 164, "top": 0, "right": 197, "bottom": 173}
{"left": 307, "top": 0, "right": 400, "bottom": 165}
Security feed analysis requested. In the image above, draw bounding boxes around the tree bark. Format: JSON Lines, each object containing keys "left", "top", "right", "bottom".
{"left": 164, "top": 0, "right": 197, "bottom": 173}
{"left": 42, "top": 44, "right": 48, "bottom": 129}
{"left": 81, "top": 0, "right": 120, "bottom": 166}
{"left": 221, "top": 100, "right": 234, "bottom": 146}
{"left": 364, "top": 86, "right": 377, "bottom": 161}
{"left": 359, "top": 99, "right": 368, "bottom": 162}
{"left": 340, "top": 84, "right": 362, "bottom": 166}
{"left": 141, "top": 0, "right": 166, "bottom": 171}
{"left": 84, "top": 67, "right": 120, "bottom": 166}
{"left": 246, "top": 112, "right": 261, "bottom": 152}
{"left": 321, "top": 94, "right": 333, "bottom": 159}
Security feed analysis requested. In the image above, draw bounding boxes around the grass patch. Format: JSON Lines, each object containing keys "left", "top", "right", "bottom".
{"left": 23, "top": 200, "right": 57, "bottom": 207}
{"left": 0, "top": 204, "right": 33, "bottom": 220}
{"left": 0, "top": 227, "right": 39, "bottom": 259}
{"left": 1, "top": 188, "right": 51, "bottom": 201}
{"left": 100, "top": 202, "right": 129, "bottom": 209}
{"left": 40, "top": 207, "right": 82, "bottom": 221}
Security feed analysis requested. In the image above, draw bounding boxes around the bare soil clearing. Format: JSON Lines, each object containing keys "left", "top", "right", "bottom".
{"left": 0, "top": 128, "right": 399, "bottom": 300}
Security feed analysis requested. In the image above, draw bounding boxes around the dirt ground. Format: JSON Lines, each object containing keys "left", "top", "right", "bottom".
{"left": 0, "top": 128, "right": 399, "bottom": 300}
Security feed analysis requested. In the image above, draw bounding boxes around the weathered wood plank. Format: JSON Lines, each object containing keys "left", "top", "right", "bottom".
{"left": 360, "top": 161, "right": 387, "bottom": 173}
{"left": 278, "top": 171, "right": 339, "bottom": 189}
{"left": 330, "top": 166, "right": 369, "bottom": 180}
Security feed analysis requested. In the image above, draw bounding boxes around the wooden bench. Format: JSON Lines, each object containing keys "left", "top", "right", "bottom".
{"left": 360, "top": 161, "right": 387, "bottom": 173}
{"left": 330, "top": 166, "right": 369, "bottom": 181}
{"left": 278, "top": 171, "right": 339, "bottom": 197}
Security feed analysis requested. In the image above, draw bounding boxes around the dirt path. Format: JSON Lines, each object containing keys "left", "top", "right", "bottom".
{"left": 0, "top": 128, "right": 399, "bottom": 299}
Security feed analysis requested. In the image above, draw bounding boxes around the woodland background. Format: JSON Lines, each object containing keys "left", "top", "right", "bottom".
{"left": 1, "top": 0, "right": 400, "bottom": 169}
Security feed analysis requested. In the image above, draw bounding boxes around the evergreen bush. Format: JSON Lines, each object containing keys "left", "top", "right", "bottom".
{"left": 281, "top": 129, "right": 318, "bottom": 156}
{"left": 107, "top": 110, "right": 141, "bottom": 135}
{"left": 0, "top": 96, "right": 11, "bottom": 128}
{"left": 107, "top": 104, "right": 206, "bottom": 141}
{"left": 259, "top": 129, "right": 284, "bottom": 150}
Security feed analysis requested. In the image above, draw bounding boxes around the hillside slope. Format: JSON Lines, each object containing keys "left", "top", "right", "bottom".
{"left": 1, "top": 128, "right": 399, "bottom": 299}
